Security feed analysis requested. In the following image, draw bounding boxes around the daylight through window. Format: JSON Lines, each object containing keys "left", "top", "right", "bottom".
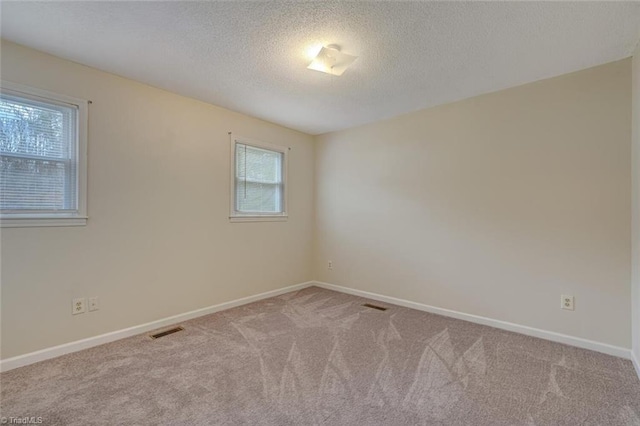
{"left": 231, "top": 137, "right": 287, "bottom": 220}
{"left": 0, "top": 83, "right": 87, "bottom": 226}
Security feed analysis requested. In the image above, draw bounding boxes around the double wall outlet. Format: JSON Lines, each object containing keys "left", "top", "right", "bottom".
{"left": 328, "top": 260, "right": 333, "bottom": 270}
{"left": 72, "top": 298, "right": 86, "bottom": 315}
{"left": 561, "top": 295, "right": 574, "bottom": 311}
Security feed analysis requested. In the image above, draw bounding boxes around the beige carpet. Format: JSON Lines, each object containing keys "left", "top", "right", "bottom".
{"left": 1, "top": 286, "right": 639, "bottom": 425}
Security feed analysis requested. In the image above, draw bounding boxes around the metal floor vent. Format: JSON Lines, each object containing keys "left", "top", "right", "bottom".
{"left": 363, "top": 303, "right": 388, "bottom": 311}
{"left": 150, "top": 326, "right": 184, "bottom": 339}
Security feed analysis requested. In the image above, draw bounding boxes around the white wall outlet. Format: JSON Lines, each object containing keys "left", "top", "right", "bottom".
{"left": 88, "top": 297, "right": 99, "bottom": 312}
{"left": 72, "top": 297, "right": 86, "bottom": 315}
{"left": 561, "top": 295, "right": 574, "bottom": 311}
{"left": 328, "top": 260, "right": 333, "bottom": 270}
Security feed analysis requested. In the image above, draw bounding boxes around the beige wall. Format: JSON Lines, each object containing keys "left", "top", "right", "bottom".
{"left": 314, "top": 60, "right": 632, "bottom": 347}
{"left": 0, "top": 41, "right": 315, "bottom": 359}
{"left": 633, "top": 45, "right": 640, "bottom": 364}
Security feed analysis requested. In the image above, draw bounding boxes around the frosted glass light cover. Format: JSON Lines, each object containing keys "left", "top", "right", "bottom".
{"left": 307, "top": 47, "right": 358, "bottom": 76}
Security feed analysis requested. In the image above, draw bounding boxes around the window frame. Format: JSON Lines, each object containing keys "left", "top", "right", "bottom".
{"left": 0, "top": 81, "right": 88, "bottom": 228}
{"left": 229, "top": 134, "right": 288, "bottom": 222}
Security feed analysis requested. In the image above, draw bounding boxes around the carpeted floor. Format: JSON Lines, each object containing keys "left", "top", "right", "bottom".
{"left": 1, "top": 286, "right": 639, "bottom": 425}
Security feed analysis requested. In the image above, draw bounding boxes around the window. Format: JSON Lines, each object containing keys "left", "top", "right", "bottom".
{"left": 230, "top": 135, "right": 288, "bottom": 221}
{"left": 0, "top": 82, "right": 88, "bottom": 227}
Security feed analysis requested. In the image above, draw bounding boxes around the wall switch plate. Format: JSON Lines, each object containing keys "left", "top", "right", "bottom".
{"left": 73, "top": 298, "right": 86, "bottom": 315}
{"left": 561, "top": 295, "right": 574, "bottom": 311}
{"left": 88, "top": 297, "right": 99, "bottom": 312}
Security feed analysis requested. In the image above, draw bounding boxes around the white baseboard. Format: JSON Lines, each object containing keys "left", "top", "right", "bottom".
{"left": 632, "top": 350, "right": 640, "bottom": 379}
{"left": 3, "top": 280, "right": 634, "bottom": 373}
{"left": 0, "top": 281, "right": 314, "bottom": 372}
{"left": 313, "top": 281, "right": 632, "bottom": 360}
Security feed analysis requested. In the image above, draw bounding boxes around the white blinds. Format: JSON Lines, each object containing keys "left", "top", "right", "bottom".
{"left": 235, "top": 143, "right": 284, "bottom": 214}
{"left": 0, "top": 92, "right": 78, "bottom": 213}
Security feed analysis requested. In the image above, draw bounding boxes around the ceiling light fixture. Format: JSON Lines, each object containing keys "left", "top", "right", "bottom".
{"left": 307, "top": 44, "right": 357, "bottom": 76}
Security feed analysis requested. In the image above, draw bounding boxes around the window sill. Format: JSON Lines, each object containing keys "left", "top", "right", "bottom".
{"left": 229, "top": 215, "right": 288, "bottom": 223}
{"left": 0, "top": 216, "right": 88, "bottom": 228}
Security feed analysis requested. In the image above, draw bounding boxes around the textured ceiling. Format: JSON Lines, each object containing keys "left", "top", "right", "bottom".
{"left": 2, "top": 1, "right": 640, "bottom": 135}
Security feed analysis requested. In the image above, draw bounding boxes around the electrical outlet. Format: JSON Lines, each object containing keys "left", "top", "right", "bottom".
{"left": 328, "top": 260, "right": 333, "bottom": 270}
{"left": 72, "top": 298, "right": 86, "bottom": 315}
{"left": 88, "top": 297, "right": 99, "bottom": 312}
{"left": 561, "top": 295, "right": 574, "bottom": 311}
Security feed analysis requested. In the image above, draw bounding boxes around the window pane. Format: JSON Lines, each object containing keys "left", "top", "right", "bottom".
{"left": 0, "top": 156, "right": 70, "bottom": 211}
{"left": 0, "top": 91, "right": 78, "bottom": 213}
{"left": 0, "top": 94, "right": 75, "bottom": 159}
{"left": 234, "top": 142, "right": 284, "bottom": 214}
{"left": 236, "top": 144, "right": 282, "bottom": 184}
{"left": 235, "top": 181, "right": 282, "bottom": 213}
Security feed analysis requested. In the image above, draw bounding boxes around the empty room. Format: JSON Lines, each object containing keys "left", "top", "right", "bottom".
{"left": 1, "top": 1, "right": 640, "bottom": 425}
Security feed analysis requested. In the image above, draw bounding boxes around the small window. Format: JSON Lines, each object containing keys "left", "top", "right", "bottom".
{"left": 0, "top": 82, "right": 88, "bottom": 227}
{"left": 230, "top": 135, "right": 288, "bottom": 222}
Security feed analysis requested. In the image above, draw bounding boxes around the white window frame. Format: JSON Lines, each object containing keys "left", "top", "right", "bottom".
{"left": 0, "top": 81, "right": 88, "bottom": 228}
{"left": 229, "top": 134, "right": 288, "bottom": 222}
